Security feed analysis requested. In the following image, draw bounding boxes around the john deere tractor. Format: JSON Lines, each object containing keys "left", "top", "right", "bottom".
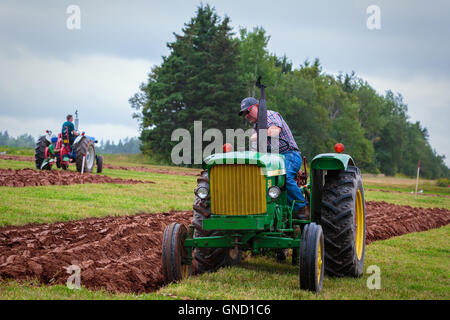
{"left": 162, "top": 80, "right": 366, "bottom": 293}
{"left": 35, "top": 111, "right": 103, "bottom": 173}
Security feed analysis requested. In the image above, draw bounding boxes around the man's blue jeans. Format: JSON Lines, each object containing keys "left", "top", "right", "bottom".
{"left": 282, "top": 150, "right": 307, "bottom": 211}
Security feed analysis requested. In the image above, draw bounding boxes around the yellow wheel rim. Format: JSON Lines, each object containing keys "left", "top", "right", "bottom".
{"left": 355, "top": 189, "right": 364, "bottom": 260}
{"left": 317, "top": 239, "right": 322, "bottom": 284}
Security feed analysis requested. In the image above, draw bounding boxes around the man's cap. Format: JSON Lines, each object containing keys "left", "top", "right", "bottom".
{"left": 239, "top": 97, "right": 258, "bottom": 116}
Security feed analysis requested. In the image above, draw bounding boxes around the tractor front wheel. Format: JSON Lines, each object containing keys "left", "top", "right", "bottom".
{"left": 299, "top": 222, "right": 324, "bottom": 292}
{"left": 162, "top": 222, "right": 192, "bottom": 284}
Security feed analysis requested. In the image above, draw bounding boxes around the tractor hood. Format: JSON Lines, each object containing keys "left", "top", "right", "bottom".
{"left": 203, "top": 151, "right": 286, "bottom": 176}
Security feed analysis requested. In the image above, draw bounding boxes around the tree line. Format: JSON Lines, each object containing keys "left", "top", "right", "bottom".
{"left": 130, "top": 5, "right": 448, "bottom": 179}
{"left": 97, "top": 137, "right": 141, "bottom": 154}
{"left": 0, "top": 131, "right": 35, "bottom": 148}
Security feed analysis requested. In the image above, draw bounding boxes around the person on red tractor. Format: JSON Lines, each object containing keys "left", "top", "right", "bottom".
{"left": 62, "top": 114, "right": 79, "bottom": 145}
{"left": 239, "top": 97, "right": 309, "bottom": 219}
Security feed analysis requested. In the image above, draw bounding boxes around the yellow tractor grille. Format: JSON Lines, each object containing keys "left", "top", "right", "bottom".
{"left": 210, "top": 164, "right": 266, "bottom": 215}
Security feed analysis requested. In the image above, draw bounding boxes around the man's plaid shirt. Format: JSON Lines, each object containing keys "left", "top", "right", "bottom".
{"left": 254, "top": 110, "right": 299, "bottom": 153}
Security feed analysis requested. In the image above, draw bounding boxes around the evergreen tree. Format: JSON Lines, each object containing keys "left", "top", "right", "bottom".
{"left": 130, "top": 4, "right": 245, "bottom": 163}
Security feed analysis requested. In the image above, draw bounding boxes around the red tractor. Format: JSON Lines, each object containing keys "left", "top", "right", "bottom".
{"left": 35, "top": 112, "right": 103, "bottom": 173}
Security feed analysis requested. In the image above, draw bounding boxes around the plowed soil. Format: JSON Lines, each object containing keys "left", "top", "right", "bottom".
{"left": 365, "top": 201, "right": 450, "bottom": 243}
{"left": 0, "top": 154, "right": 33, "bottom": 162}
{"left": 0, "top": 168, "right": 153, "bottom": 187}
{"left": 0, "top": 201, "right": 449, "bottom": 293}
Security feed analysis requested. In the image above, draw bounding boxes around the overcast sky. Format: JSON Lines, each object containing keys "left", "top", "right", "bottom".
{"left": 0, "top": 0, "right": 449, "bottom": 165}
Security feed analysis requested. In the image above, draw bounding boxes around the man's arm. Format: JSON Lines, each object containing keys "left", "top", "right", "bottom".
{"left": 268, "top": 125, "right": 281, "bottom": 137}
{"left": 250, "top": 126, "right": 280, "bottom": 141}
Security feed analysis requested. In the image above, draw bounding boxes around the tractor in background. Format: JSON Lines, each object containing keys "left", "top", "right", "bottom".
{"left": 35, "top": 111, "right": 103, "bottom": 173}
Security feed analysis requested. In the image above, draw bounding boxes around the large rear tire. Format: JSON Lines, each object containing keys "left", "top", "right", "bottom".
{"left": 74, "top": 137, "right": 95, "bottom": 173}
{"left": 320, "top": 166, "right": 366, "bottom": 277}
{"left": 35, "top": 135, "right": 50, "bottom": 170}
{"left": 162, "top": 222, "right": 192, "bottom": 284}
{"left": 192, "top": 171, "right": 241, "bottom": 274}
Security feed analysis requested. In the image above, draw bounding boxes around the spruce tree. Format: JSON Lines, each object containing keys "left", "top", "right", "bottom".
{"left": 130, "top": 4, "right": 244, "bottom": 163}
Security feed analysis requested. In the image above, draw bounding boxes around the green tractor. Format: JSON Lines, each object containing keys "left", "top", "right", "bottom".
{"left": 162, "top": 81, "right": 366, "bottom": 293}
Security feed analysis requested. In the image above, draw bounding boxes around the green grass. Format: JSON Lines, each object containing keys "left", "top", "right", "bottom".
{"left": 363, "top": 174, "right": 450, "bottom": 196}
{"left": 1, "top": 159, "right": 449, "bottom": 226}
{"left": 2, "top": 226, "right": 447, "bottom": 300}
{"left": 159, "top": 225, "right": 450, "bottom": 300}
{"left": 0, "top": 169, "right": 195, "bottom": 226}
{"left": 0, "top": 146, "right": 34, "bottom": 156}
{"left": 0, "top": 279, "right": 173, "bottom": 300}
{"left": 0, "top": 157, "right": 449, "bottom": 299}
{"left": 365, "top": 190, "right": 450, "bottom": 210}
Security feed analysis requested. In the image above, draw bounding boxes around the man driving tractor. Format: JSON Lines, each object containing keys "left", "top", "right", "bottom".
{"left": 239, "top": 97, "right": 309, "bottom": 220}
{"left": 62, "top": 114, "right": 79, "bottom": 145}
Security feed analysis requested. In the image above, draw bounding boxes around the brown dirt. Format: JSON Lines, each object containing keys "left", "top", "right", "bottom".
{"left": 0, "top": 155, "right": 34, "bottom": 162}
{"left": 365, "top": 201, "right": 450, "bottom": 244}
{"left": 0, "top": 201, "right": 449, "bottom": 293}
{"left": 0, "top": 168, "right": 153, "bottom": 187}
{"left": 0, "top": 212, "right": 192, "bottom": 293}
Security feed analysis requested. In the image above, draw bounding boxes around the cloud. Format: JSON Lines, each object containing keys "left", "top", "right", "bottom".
{"left": 360, "top": 73, "right": 450, "bottom": 166}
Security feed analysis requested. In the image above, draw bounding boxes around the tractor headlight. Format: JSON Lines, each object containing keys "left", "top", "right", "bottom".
{"left": 196, "top": 186, "right": 209, "bottom": 200}
{"left": 268, "top": 186, "right": 281, "bottom": 199}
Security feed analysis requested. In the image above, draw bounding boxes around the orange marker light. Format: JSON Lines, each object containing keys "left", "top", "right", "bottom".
{"left": 335, "top": 143, "right": 344, "bottom": 153}
{"left": 223, "top": 143, "right": 232, "bottom": 153}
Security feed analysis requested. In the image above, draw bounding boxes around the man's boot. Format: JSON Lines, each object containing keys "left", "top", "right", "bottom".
{"left": 293, "top": 206, "right": 310, "bottom": 220}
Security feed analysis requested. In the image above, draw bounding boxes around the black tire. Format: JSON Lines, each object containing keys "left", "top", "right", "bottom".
{"left": 292, "top": 247, "right": 299, "bottom": 266}
{"left": 74, "top": 137, "right": 96, "bottom": 173}
{"left": 162, "top": 222, "right": 192, "bottom": 284}
{"left": 35, "top": 135, "right": 50, "bottom": 170}
{"left": 56, "top": 156, "right": 61, "bottom": 169}
{"left": 320, "top": 166, "right": 366, "bottom": 277}
{"left": 96, "top": 154, "right": 103, "bottom": 173}
{"left": 275, "top": 249, "right": 287, "bottom": 262}
{"left": 299, "top": 222, "right": 324, "bottom": 292}
{"left": 192, "top": 170, "right": 241, "bottom": 274}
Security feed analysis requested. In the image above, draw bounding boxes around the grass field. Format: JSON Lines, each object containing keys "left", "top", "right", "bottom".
{"left": 0, "top": 153, "right": 449, "bottom": 299}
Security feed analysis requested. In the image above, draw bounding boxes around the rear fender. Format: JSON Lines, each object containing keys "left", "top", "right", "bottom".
{"left": 73, "top": 135, "right": 83, "bottom": 146}
{"left": 310, "top": 153, "right": 355, "bottom": 171}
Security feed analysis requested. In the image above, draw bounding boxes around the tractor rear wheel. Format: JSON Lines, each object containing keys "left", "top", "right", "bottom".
{"left": 299, "top": 222, "right": 324, "bottom": 292}
{"left": 320, "top": 166, "right": 366, "bottom": 277}
{"left": 74, "top": 137, "right": 95, "bottom": 173}
{"left": 162, "top": 222, "right": 192, "bottom": 283}
{"left": 35, "top": 135, "right": 50, "bottom": 170}
{"left": 192, "top": 171, "right": 241, "bottom": 274}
